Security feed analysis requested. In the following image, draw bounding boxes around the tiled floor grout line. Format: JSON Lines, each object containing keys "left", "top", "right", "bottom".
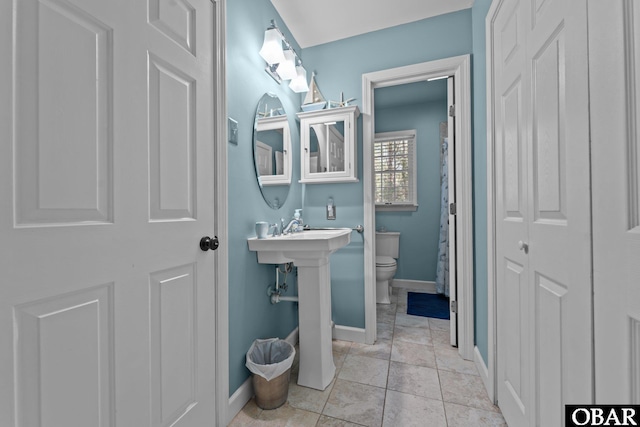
{"left": 379, "top": 298, "right": 397, "bottom": 427}
{"left": 379, "top": 293, "right": 397, "bottom": 427}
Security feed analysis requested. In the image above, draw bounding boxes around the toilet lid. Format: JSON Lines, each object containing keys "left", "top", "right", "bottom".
{"left": 376, "top": 256, "right": 396, "bottom": 267}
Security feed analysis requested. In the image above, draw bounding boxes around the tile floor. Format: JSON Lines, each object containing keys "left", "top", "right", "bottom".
{"left": 228, "top": 288, "right": 506, "bottom": 427}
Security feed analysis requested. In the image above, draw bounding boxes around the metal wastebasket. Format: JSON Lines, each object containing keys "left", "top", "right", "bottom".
{"left": 245, "top": 338, "right": 296, "bottom": 410}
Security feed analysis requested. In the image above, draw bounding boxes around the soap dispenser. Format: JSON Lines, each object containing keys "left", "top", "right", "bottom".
{"left": 293, "top": 209, "right": 303, "bottom": 232}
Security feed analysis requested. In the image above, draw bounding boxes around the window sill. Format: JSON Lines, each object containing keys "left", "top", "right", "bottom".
{"left": 375, "top": 204, "right": 418, "bottom": 212}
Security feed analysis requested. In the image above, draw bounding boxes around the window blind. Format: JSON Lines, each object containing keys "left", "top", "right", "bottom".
{"left": 374, "top": 131, "right": 416, "bottom": 206}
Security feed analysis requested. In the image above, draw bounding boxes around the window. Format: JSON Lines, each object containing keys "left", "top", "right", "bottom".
{"left": 374, "top": 130, "right": 417, "bottom": 211}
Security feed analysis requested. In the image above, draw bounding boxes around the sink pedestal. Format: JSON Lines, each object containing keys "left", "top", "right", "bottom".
{"left": 295, "top": 255, "right": 335, "bottom": 390}
{"left": 246, "top": 228, "right": 352, "bottom": 391}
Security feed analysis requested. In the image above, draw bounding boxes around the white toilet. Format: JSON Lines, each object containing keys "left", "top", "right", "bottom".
{"left": 375, "top": 231, "right": 400, "bottom": 304}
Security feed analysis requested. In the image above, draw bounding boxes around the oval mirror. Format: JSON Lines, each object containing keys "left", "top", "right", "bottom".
{"left": 253, "top": 93, "right": 292, "bottom": 209}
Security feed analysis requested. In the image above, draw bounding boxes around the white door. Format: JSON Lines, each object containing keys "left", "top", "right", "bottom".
{"left": 0, "top": 0, "right": 218, "bottom": 425}
{"left": 493, "top": 2, "right": 532, "bottom": 423}
{"left": 447, "top": 76, "right": 458, "bottom": 346}
{"left": 491, "top": 0, "right": 593, "bottom": 425}
{"left": 589, "top": 1, "right": 640, "bottom": 405}
{"left": 526, "top": 1, "right": 593, "bottom": 423}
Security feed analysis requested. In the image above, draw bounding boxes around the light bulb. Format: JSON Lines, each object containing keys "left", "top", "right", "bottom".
{"left": 289, "top": 66, "right": 309, "bottom": 93}
{"left": 259, "top": 28, "right": 285, "bottom": 65}
{"left": 276, "top": 49, "right": 297, "bottom": 80}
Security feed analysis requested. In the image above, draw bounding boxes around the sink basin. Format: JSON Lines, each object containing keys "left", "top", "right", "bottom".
{"left": 247, "top": 228, "right": 351, "bottom": 264}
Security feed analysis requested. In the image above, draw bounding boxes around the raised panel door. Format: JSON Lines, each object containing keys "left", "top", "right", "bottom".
{"left": 0, "top": 0, "right": 218, "bottom": 425}
{"left": 492, "top": 1, "right": 533, "bottom": 425}
{"left": 527, "top": 0, "right": 592, "bottom": 420}
{"left": 492, "top": 0, "right": 593, "bottom": 425}
{"left": 590, "top": 0, "right": 640, "bottom": 405}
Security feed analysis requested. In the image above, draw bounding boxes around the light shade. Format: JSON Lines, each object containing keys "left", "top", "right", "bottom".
{"left": 289, "top": 66, "right": 309, "bottom": 93}
{"left": 276, "top": 49, "right": 297, "bottom": 80}
{"left": 259, "top": 28, "right": 285, "bottom": 65}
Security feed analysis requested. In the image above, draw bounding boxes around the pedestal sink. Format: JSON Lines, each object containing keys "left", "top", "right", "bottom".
{"left": 247, "top": 228, "right": 351, "bottom": 390}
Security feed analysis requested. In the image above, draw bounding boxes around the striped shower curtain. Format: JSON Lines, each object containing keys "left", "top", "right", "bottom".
{"left": 435, "top": 138, "right": 449, "bottom": 296}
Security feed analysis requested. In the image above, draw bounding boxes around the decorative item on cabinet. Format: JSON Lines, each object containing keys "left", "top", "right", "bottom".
{"left": 327, "top": 92, "right": 356, "bottom": 109}
{"left": 297, "top": 105, "right": 360, "bottom": 183}
{"left": 300, "top": 72, "right": 327, "bottom": 112}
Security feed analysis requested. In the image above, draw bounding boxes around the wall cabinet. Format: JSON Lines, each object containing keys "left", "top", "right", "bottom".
{"left": 297, "top": 105, "right": 359, "bottom": 183}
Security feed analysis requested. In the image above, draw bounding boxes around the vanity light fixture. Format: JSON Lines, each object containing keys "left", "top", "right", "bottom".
{"left": 259, "top": 26, "right": 285, "bottom": 65}
{"left": 259, "top": 20, "right": 308, "bottom": 92}
{"left": 289, "top": 65, "right": 308, "bottom": 93}
{"left": 277, "top": 49, "right": 298, "bottom": 80}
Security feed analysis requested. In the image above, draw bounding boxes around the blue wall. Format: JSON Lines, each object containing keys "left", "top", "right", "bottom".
{"left": 226, "top": 2, "right": 494, "bottom": 396}
{"left": 471, "top": 0, "right": 492, "bottom": 365}
{"left": 374, "top": 100, "right": 447, "bottom": 282}
{"left": 226, "top": 0, "right": 304, "bottom": 396}
{"left": 301, "top": 9, "right": 473, "bottom": 330}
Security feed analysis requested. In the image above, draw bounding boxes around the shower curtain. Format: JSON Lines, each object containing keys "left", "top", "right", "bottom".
{"left": 435, "top": 138, "right": 449, "bottom": 296}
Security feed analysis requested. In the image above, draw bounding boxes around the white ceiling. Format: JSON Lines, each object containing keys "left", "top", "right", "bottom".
{"left": 270, "top": 0, "right": 474, "bottom": 48}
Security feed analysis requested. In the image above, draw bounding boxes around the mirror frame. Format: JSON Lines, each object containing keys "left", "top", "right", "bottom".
{"left": 253, "top": 93, "right": 292, "bottom": 209}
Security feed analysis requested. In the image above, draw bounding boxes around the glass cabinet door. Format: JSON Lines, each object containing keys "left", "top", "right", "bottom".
{"left": 255, "top": 115, "right": 291, "bottom": 186}
{"left": 298, "top": 106, "right": 359, "bottom": 183}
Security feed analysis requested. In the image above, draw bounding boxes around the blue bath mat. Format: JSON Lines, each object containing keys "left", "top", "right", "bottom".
{"left": 407, "top": 292, "right": 450, "bottom": 319}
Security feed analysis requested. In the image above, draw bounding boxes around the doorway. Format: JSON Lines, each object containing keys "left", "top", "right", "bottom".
{"left": 362, "top": 55, "right": 474, "bottom": 361}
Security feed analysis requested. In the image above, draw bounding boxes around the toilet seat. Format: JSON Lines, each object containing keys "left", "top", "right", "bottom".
{"left": 376, "top": 256, "right": 396, "bottom": 267}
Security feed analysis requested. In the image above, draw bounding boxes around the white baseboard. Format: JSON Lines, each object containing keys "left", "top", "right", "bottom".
{"left": 392, "top": 279, "right": 436, "bottom": 294}
{"left": 474, "top": 345, "right": 495, "bottom": 403}
{"left": 284, "top": 327, "right": 299, "bottom": 348}
{"left": 226, "top": 327, "right": 300, "bottom": 425}
{"left": 227, "top": 376, "right": 253, "bottom": 425}
{"left": 332, "top": 324, "right": 366, "bottom": 343}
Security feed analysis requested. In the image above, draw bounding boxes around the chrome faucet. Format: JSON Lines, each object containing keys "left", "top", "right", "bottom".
{"left": 270, "top": 222, "right": 281, "bottom": 237}
{"left": 282, "top": 218, "right": 301, "bottom": 235}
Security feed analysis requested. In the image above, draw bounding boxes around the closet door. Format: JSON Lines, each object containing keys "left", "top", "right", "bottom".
{"left": 491, "top": 0, "right": 593, "bottom": 425}
{"left": 493, "top": 1, "right": 532, "bottom": 424}
{"left": 590, "top": 0, "right": 640, "bottom": 404}
{"left": 526, "top": 0, "right": 592, "bottom": 424}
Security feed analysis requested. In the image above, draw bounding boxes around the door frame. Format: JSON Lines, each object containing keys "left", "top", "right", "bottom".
{"left": 212, "top": 0, "right": 229, "bottom": 425}
{"left": 361, "top": 55, "right": 474, "bottom": 361}
{"left": 484, "top": 0, "right": 501, "bottom": 404}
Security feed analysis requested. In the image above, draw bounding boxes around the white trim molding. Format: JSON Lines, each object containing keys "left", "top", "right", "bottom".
{"left": 213, "top": 0, "right": 229, "bottom": 425}
{"left": 475, "top": 345, "right": 494, "bottom": 403}
{"left": 484, "top": 0, "right": 501, "bottom": 404}
{"left": 362, "top": 55, "right": 474, "bottom": 360}
{"left": 227, "top": 377, "right": 253, "bottom": 426}
{"left": 333, "top": 325, "right": 366, "bottom": 344}
{"left": 392, "top": 279, "right": 436, "bottom": 294}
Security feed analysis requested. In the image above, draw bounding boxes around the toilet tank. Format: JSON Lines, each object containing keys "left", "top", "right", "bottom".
{"left": 375, "top": 232, "right": 400, "bottom": 258}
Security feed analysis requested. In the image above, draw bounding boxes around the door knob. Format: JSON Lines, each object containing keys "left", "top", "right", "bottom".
{"left": 518, "top": 240, "right": 529, "bottom": 254}
{"left": 200, "top": 236, "right": 219, "bottom": 251}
